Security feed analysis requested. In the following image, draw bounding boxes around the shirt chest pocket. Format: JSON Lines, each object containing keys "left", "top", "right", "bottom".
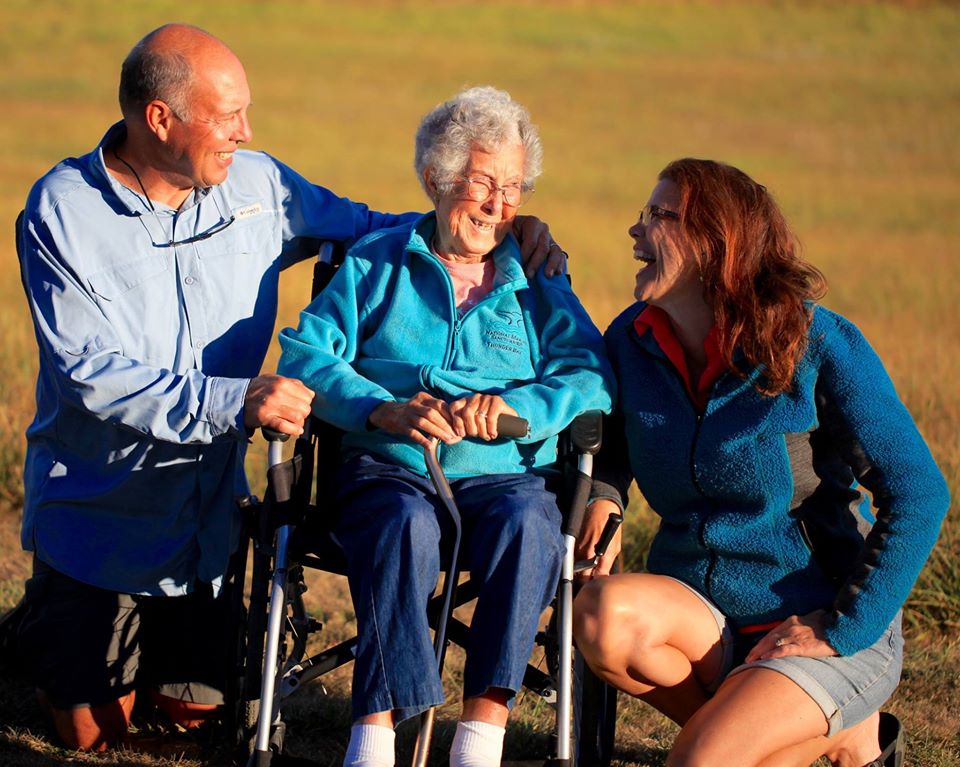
{"left": 87, "top": 255, "right": 172, "bottom": 303}
{"left": 86, "top": 256, "right": 179, "bottom": 364}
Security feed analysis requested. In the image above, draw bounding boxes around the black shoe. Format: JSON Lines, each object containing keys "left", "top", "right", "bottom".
{"left": 862, "top": 712, "right": 904, "bottom": 767}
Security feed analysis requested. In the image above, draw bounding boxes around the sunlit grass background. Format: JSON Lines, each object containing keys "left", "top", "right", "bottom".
{"left": 0, "top": 1, "right": 957, "bottom": 765}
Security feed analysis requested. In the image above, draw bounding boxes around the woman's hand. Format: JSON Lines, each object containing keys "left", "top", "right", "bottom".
{"left": 367, "top": 392, "right": 460, "bottom": 449}
{"left": 513, "top": 215, "right": 567, "bottom": 277}
{"left": 574, "top": 499, "right": 623, "bottom": 579}
{"left": 448, "top": 394, "right": 517, "bottom": 441}
{"left": 745, "top": 610, "right": 839, "bottom": 663}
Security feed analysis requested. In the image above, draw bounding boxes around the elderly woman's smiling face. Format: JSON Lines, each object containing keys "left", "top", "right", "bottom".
{"left": 431, "top": 143, "right": 524, "bottom": 262}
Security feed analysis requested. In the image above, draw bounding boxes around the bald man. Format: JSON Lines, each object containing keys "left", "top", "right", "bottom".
{"left": 13, "top": 24, "right": 561, "bottom": 751}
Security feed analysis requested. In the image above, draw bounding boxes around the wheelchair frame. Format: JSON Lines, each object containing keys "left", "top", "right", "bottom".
{"left": 235, "top": 243, "right": 620, "bottom": 767}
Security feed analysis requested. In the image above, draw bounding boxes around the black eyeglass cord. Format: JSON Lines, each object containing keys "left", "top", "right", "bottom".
{"left": 113, "top": 148, "right": 158, "bottom": 212}
{"left": 112, "top": 147, "right": 235, "bottom": 247}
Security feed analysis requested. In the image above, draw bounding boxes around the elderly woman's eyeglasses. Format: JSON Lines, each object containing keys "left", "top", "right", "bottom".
{"left": 639, "top": 204, "right": 680, "bottom": 225}
{"left": 457, "top": 176, "right": 534, "bottom": 208}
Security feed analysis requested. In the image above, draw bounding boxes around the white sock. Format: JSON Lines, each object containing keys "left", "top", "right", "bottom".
{"left": 449, "top": 720, "right": 506, "bottom": 767}
{"left": 343, "top": 723, "right": 395, "bottom": 767}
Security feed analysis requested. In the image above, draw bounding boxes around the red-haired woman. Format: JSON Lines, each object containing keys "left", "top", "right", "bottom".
{"left": 573, "top": 159, "right": 948, "bottom": 767}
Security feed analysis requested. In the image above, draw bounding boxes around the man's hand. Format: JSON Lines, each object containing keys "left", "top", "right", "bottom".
{"left": 513, "top": 215, "right": 567, "bottom": 277}
{"left": 574, "top": 499, "right": 623, "bottom": 579}
{"left": 367, "top": 392, "right": 461, "bottom": 449}
{"left": 243, "top": 375, "right": 314, "bottom": 436}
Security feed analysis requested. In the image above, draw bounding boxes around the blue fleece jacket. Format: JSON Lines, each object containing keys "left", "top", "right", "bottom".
{"left": 598, "top": 302, "right": 949, "bottom": 655}
{"left": 278, "top": 213, "right": 614, "bottom": 477}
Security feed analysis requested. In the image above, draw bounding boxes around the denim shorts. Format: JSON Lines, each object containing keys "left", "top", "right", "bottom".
{"left": 666, "top": 577, "right": 904, "bottom": 736}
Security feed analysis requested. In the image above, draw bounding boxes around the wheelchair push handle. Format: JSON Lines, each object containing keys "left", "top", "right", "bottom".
{"left": 574, "top": 512, "right": 623, "bottom": 573}
{"left": 594, "top": 511, "right": 623, "bottom": 558}
{"left": 262, "top": 427, "right": 293, "bottom": 471}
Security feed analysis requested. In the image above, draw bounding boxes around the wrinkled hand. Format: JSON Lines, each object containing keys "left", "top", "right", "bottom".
{"left": 448, "top": 394, "right": 517, "bottom": 441}
{"left": 513, "top": 215, "right": 567, "bottom": 277}
{"left": 745, "top": 610, "right": 839, "bottom": 663}
{"left": 368, "top": 392, "right": 460, "bottom": 449}
{"left": 574, "top": 499, "right": 623, "bottom": 580}
{"left": 244, "top": 375, "right": 314, "bottom": 436}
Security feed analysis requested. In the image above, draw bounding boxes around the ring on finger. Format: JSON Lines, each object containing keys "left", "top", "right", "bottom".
{"left": 476, "top": 411, "right": 487, "bottom": 418}
{"left": 775, "top": 637, "right": 787, "bottom": 647}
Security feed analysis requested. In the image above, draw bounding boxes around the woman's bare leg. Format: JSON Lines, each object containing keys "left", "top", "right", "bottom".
{"left": 668, "top": 667, "right": 882, "bottom": 767}
{"left": 574, "top": 573, "right": 727, "bottom": 724}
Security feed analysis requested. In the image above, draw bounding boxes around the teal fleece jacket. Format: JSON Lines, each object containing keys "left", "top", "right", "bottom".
{"left": 597, "top": 302, "right": 949, "bottom": 656}
{"left": 278, "top": 213, "right": 614, "bottom": 477}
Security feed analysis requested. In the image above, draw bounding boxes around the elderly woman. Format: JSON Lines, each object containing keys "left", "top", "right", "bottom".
{"left": 573, "top": 159, "right": 948, "bottom": 767}
{"left": 278, "top": 86, "right": 613, "bottom": 767}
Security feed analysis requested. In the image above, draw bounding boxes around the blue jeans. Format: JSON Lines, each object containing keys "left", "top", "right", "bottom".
{"left": 334, "top": 452, "right": 564, "bottom": 723}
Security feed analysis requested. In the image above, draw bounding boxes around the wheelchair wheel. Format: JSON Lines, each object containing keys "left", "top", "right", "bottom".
{"left": 573, "top": 650, "right": 617, "bottom": 767}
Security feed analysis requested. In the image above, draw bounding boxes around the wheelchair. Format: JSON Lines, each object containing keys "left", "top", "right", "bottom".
{"left": 233, "top": 243, "right": 621, "bottom": 767}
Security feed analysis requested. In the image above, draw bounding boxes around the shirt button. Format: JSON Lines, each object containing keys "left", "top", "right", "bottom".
{"left": 195, "top": 341, "right": 203, "bottom": 349}
{"left": 185, "top": 276, "right": 195, "bottom": 285}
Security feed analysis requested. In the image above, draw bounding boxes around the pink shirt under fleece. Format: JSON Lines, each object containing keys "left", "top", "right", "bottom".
{"left": 436, "top": 255, "right": 497, "bottom": 316}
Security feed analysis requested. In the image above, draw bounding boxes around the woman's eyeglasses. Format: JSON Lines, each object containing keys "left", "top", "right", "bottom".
{"left": 639, "top": 204, "right": 680, "bottom": 225}
{"left": 456, "top": 176, "right": 534, "bottom": 208}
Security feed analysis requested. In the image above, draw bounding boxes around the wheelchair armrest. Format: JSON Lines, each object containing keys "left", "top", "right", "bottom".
{"left": 569, "top": 410, "right": 603, "bottom": 455}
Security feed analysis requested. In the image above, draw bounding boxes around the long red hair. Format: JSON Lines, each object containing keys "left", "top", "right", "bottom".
{"left": 660, "top": 158, "right": 827, "bottom": 395}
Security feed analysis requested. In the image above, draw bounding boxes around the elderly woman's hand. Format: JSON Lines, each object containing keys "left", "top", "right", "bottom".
{"left": 368, "top": 392, "right": 461, "bottom": 449}
{"left": 745, "top": 610, "right": 839, "bottom": 663}
{"left": 513, "top": 215, "right": 567, "bottom": 278}
{"left": 449, "top": 394, "right": 518, "bottom": 441}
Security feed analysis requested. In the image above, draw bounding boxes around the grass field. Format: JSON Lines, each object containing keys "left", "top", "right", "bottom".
{"left": 0, "top": 1, "right": 958, "bottom": 765}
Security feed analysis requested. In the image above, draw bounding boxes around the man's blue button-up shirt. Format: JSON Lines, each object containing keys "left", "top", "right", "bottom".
{"left": 19, "top": 122, "right": 415, "bottom": 595}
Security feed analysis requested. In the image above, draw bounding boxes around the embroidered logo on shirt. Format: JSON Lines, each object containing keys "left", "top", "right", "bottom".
{"left": 494, "top": 309, "right": 523, "bottom": 326}
{"left": 484, "top": 328, "right": 525, "bottom": 355}
{"left": 234, "top": 203, "right": 263, "bottom": 220}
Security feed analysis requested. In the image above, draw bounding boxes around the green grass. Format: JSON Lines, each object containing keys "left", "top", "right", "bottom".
{"left": 1, "top": 1, "right": 958, "bottom": 764}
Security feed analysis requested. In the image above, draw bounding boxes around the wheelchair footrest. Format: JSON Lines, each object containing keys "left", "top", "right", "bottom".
{"left": 521, "top": 664, "right": 557, "bottom": 704}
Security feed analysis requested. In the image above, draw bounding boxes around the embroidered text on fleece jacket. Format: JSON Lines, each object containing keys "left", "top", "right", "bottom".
{"left": 278, "top": 213, "right": 614, "bottom": 478}
{"left": 596, "top": 302, "right": 948, "bottom": 656}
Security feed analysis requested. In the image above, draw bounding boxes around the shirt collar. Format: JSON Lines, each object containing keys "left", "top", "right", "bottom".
{"left": 92, "top": 122, "right": 147, "bottom": 217}
{"left": 92, "top": 121, "right": 216, "bottom": 216}
{"left": 409, "top": 212, "right": 528, "bottom": 289}
{"left": 633, "top": 304, "right": 727, "bottom": 410}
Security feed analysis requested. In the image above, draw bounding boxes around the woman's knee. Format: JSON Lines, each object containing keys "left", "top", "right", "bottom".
{"left": 350, "top": 494, "right": 441, "bottom": 559}
{"left": 573, "top": 578, "right": 643, "bottom": 668}
{"left": 485, "top": 492, "right": 558, "bottom": 540}
{"left": 472, "top": 494, "right": 563, "bottom": 578}
{"left": 344, "top": 497, "right": 442, "bottom": 603}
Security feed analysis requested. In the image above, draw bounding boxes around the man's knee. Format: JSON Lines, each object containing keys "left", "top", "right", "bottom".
{"left": 47, "top": 691, "right": 135, "bottom": 751}
{"left": 151, "top": 691, "right": 219, "bottom": 729}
